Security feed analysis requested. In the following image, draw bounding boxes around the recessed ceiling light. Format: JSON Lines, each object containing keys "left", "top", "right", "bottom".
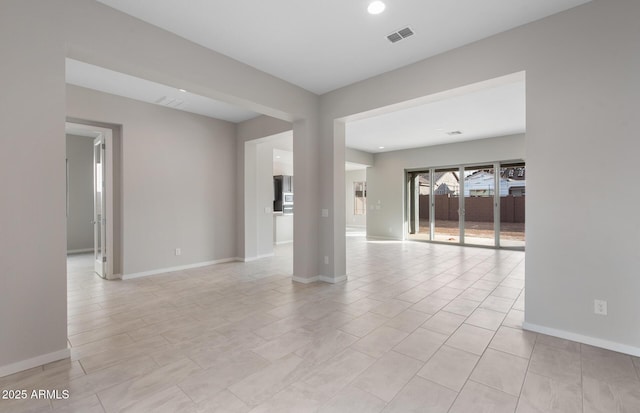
{"left": 276, "top": 156, "right": 281, "bottom": 159}
{"left": 178, "top": 88, "right": 187, "bottom": 93}
{"left": 368, "top": 1, "right": 385, "bottom": 15}
{"left": 378, "top": 146, "right": 385, "bottom": 149}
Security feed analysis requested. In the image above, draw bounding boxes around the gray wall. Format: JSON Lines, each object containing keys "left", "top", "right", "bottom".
{"left": 66, "top": 134, "right": 94, "bottom": 252}
{"left": 345, "top": 169, "right": 367, "bottom": 228}
{"left": 0, "top": 0, "right": 68, "bottom": 372}
{"left": 322, "top": 1, "right": 640, "bottom": 353}
{"left": 67, "top": 85, "right": 238, "bottom": 276}
{"left": 367, "top": 135, "right": 524, "bottom": 239}
{"left": 256, "top": 142, "right": 275, "bottom": 257}
{"left": 345, "top": 148, "right": 374, "bottom": 167}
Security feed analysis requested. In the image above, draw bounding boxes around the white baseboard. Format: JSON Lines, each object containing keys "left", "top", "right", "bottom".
{"left": 292, "top": 275, "right": 348, "bottom": 284}
{"left": 366, "top": 235, "right": 402, "bottom": 241}
{"left": 523, "top": 322, "right": 640, "bottom": 357}
{"left": 292, "top": 276, "right": 318, "bottom": 284}
{"left": 320, "top": 274, "right": 348, "bottom": 284}
{"left": 122, "top": 257, "right": 237, "bottom": 280}
{"left": 67, "top": 248, "right": 93, "bottom": 254}
{"left": 0, "top": 348, "right": 70, "bottom": 378}
{"left": 242, "top": 253, "right": 275, "bottom": 262}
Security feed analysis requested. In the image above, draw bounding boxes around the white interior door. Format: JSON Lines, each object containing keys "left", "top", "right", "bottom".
{"left": 93, "top": 136, "right": 106, "bottom": 278}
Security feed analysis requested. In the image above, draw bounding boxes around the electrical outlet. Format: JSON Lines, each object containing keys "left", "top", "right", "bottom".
{"left": 175, "top": 248, "right": 181, "bottom": 256}
{"left": 594, "top": 299, "right": 607, "bottom": 316}
{"left": 324, "top": 256, "right": 329, "bottom": 265}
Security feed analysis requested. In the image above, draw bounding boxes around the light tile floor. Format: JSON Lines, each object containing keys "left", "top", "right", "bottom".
{"left": 1, "top": 233, "right": 640, "bottom": 412}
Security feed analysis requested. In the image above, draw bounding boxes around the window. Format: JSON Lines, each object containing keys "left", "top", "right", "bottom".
{"left": 354, "top": 181, "right": 366, "bottom": 215}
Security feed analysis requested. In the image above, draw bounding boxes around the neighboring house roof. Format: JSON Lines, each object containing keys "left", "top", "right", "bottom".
{"left": 418, "top": 171, "right": 460, "bottom": 195}
{"left": 501, "top": 167, "right": 526, "bottom": 180}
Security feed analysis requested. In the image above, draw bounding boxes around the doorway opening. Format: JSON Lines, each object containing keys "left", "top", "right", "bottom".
{"left": 243, "top": 130, "right": 294, "bottom": 263}
{"left": 65, "top": 122, "right": 117, "bottom": 279}
{"left": 407, "top": 161, "right": 525, "bottom": 249}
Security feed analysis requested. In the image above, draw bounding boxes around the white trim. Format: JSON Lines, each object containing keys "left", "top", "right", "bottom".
{"left": 366, "top": 235, "right": 403, "bottom": 241}
{"left": 67, "top": 248, "right": 93, "bottom": 254}
{"left": 319, "top": 275, "right": 348, "bottom": 284}
{"left": 275, "top": 240, "right": 293, "bottom": 245}
{"left": 292, "top": 275, "right": 348, "bottom": 284}
{"left": 523, "top": 322, "right": 640, "bottom": 357}
{"left": 0, "top": 348, "right": 70, "bottom": 378}
{"left": 292, "top": 276, "right": 319, "bottom": 284}
{"left": 122, "top": 258, "right": 237, "bottom": 280}
{"left": 242, "top": 253, "right": 275, "bottom": 262}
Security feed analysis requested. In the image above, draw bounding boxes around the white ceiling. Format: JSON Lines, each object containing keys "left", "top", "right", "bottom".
{"left": 65, "top": 59, "right": 258, "bottom": 123}
{"left": 346, "top": 76, "right": 526, "bottom": 153}
{"left": 96, "top": 0, "right": 591, "bottom": 94}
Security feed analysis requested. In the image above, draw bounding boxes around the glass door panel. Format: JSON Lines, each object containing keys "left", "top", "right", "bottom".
{"left": 433, "top": 168, "right": 460, "bottom": 243}
{"left": 463, "top": 165, "right": 495, "bottom": 246}
{"left": 499, "top": 163, "right": 526, "bottom": 248}
{"left": 407, "top": 171, "right": 432, "bottom": 241}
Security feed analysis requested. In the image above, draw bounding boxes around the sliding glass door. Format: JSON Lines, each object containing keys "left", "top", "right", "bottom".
{"left": 433, "top": 168, "right": 461, "bottom": 243}
{"left": 407, "top": 171, "right": 431, "bottom": 241}
{"left": 406, "top": 161, "right": 525, "bottom": 249}
{"left": 462, "top": 165, "right": 495, "bottom": 246}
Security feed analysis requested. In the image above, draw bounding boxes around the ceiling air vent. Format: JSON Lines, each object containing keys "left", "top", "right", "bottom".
{"left": 387, "top": 32, "right": 402, "bottom": 43}
{"left": 155, "top": 96, "right": 184, "bottom": 108}
{"left": 446, "top": 130, "right": 463, "bottom": 136}
{"left": 387, "top": 27, "right": 414, "bottom": 43}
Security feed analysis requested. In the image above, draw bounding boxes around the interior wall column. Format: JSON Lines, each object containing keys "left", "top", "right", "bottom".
{"left": 292, "top": 118, "right": 320, "bottom": 282}
{"left": 330, "top": 121, "right": 347, "bottom": 281}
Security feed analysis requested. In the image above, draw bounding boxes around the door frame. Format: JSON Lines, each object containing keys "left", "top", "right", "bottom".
{"left": 66, "top": 122, "right": 114, "bottom": 279}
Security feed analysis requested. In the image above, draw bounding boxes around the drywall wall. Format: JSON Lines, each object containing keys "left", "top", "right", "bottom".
{"left": 273, "top": 155, "right": 294, "bottom": 176}
{"left": 274, "top": 214, "right": 294, "bottom": 245}
{"left": 321, "top": 0, "right": 640, "bottom": 353}
{"left": 366, "top": 135, "right": 524, "bottom": 239}
{"left": 66, "top": 134, "right": 94, "bottom": 252}
{"left": 346, "top": 148, "right": 374, "bottom": 167}
{"left": 0, "top": 0, "right": 68, "bottom": 374}
{"left": 67, "top": 85, "right": 237, "bottom": 275}
{"left": 345, "top": 169, "right": 367, "bottom": 228}
{"left": 2, "top": 0, "right": 322, "bottom": 376}
{"left": 256, "top": 142, "right": 275, "bottom": 258}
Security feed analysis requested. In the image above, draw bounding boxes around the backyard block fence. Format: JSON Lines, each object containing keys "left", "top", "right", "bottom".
{"left": 419, "top": 195, "right": 525, "bottom": 223}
